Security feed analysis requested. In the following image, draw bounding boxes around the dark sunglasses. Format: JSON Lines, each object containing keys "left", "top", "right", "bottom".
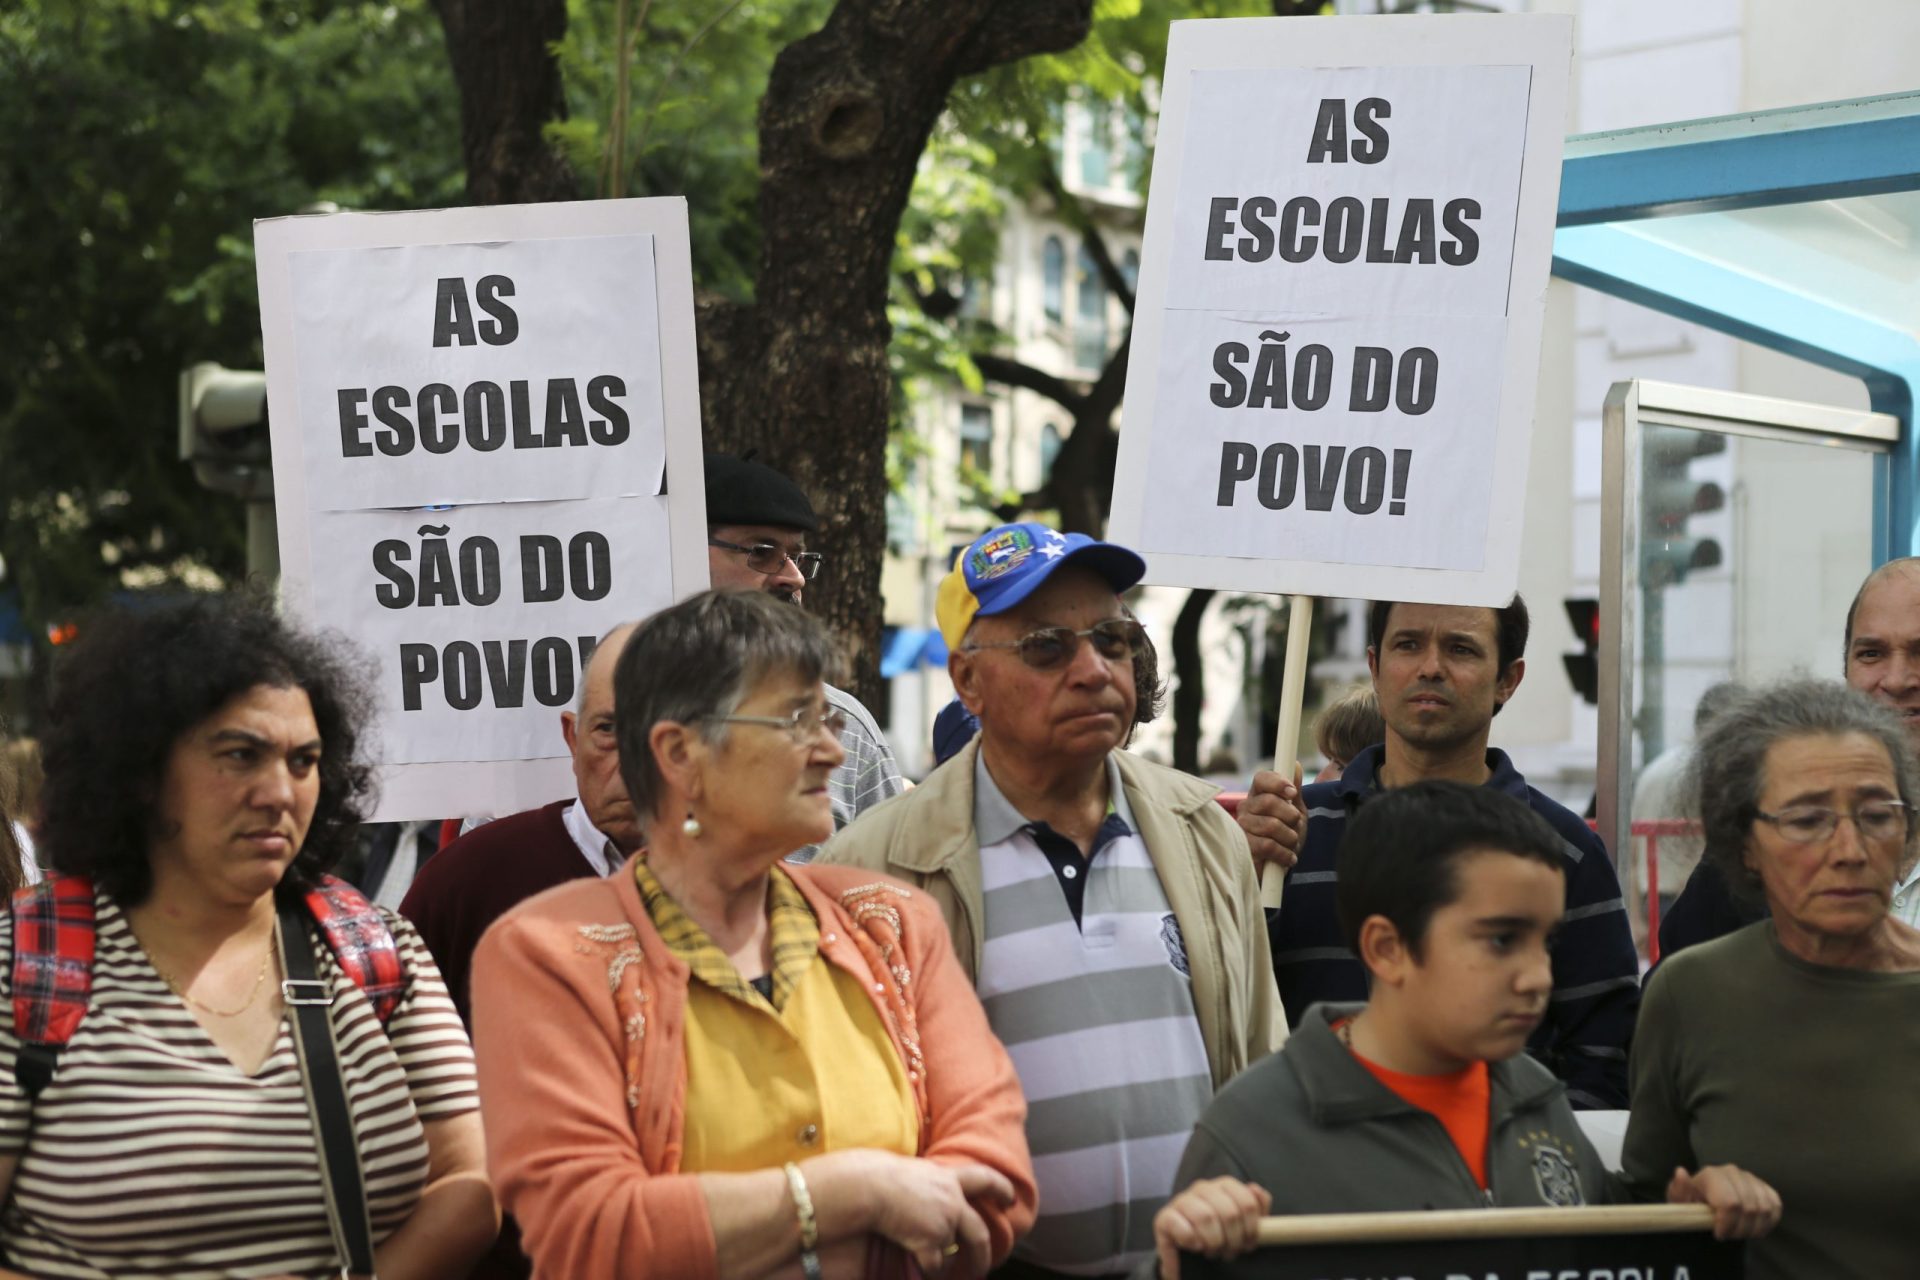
{"left": 708, "top": 537, "right": 824, "bottom": 580}
{"left": 964, "top": 618, "right": 1146, "bottom": 670}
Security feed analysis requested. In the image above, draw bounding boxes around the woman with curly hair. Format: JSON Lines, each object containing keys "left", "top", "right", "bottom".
{"left": 0, "top": 594, "right": 495, "bottom": 1279}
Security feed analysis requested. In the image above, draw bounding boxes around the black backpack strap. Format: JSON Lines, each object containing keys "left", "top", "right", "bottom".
{"left": 16, "top": 1042, "right": 59, "bottom": 1102}
{"left": 279, "top": 902, "right": 377, "bottom": 1277}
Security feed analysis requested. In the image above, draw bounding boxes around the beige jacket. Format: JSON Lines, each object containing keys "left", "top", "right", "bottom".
{"left": 817, "top": 739, "right": 1286, "bottom": 1089}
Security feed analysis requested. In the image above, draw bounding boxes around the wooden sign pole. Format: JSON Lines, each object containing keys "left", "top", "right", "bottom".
{"left": 1254, "top": 1203, "right": 1716, "bottom": 1246}
{"left": 1261, "top": 594, "right": 1315, "bottom": 910}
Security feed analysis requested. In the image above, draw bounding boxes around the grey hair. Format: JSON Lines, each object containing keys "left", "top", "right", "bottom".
{"left": 1691, "top": 677, "right": 1919, "bottom": 907}
{"left": 613, "top": 590, "right": 841, "bottom": 830}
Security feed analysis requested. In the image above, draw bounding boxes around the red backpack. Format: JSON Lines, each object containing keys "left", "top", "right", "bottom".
{"left": 11, "top": 873, "right": 403, "bottom": 1098}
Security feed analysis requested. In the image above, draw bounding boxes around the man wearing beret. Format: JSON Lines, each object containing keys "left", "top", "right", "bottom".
{"left": 821, "top": 521, "right": 1283, "bottom": 1280}
{"left": 702, "top": 451, "right": 904, "bottom": 852}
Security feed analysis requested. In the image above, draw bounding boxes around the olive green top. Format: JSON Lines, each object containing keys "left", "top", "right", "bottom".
{"left": 1624, "top": 921, "right": 1920, "bottom": 1280}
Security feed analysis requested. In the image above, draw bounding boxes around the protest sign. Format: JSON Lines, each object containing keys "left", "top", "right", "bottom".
{"left": 256, "top": 199, "right": 706, "bottom": 820}
{"left": 1183, "top": 1205, "right": 1741, "bottom": 1280}
{"left": 1109, "top": 14, "right": 1572, "bottom": 606}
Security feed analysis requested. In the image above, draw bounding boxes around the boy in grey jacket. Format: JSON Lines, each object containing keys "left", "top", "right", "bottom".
{"left": 1147, "top": 782, "right": 1780, "bottom": 1279}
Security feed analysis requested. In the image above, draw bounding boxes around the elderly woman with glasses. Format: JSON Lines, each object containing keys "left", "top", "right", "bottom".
{"left": 1622, "top": 678, "right": 1920, "bottom": 1279}
{"left": 471, "top": 591, "right": 1036, "bottom": 1280}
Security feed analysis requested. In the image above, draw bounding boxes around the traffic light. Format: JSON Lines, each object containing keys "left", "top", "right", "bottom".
{"left": 1640, "top": 428, "right": 1725, "bottom": 589}
{"left": 1562, "top": 597, "right": 1599, "bottom": 704}
{"left": 179, "top": 362, "right": 273, "bottom": 501}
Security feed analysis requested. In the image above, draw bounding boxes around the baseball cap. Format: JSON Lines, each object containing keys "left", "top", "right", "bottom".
{"left": 704, "top": 452, "right": 819, "bottom": 532}
{"left": 935, "top": 521, "right": 1146, "bottom": 651}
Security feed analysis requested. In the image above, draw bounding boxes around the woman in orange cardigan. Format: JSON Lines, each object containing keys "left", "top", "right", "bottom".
{"left": 471, "top": 590, "right": 1036, "bottom": 1280}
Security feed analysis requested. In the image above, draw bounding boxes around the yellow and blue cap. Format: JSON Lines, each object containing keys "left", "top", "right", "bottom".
{"left": 936, "top": 521, "right": 1146, "bottom": 651}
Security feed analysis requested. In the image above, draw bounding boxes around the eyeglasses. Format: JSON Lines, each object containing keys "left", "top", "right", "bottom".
{"left": 1753, "top": 801, "right": 1911, "bottom": 844}
{"left": 963, "top": 618, "right": 1146, "bottom": 671}
{"left": 708, "top": 537, "right": 824, "bottom": 580}
{"left": 710, "top": 704, "right": 848, "bottom": 745}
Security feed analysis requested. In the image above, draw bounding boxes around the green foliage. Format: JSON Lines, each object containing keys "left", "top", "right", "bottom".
{"left": 944, "top": 0, "right": 1280, "bottom": 207}
{"left": 551, "top": 0, "right": 834, "bottom": 299}
{"left": 0, "top": 0, "right": 463, "bottom": 640}
{"left": 888, "top": 0, "right": 1285, "bottom": 527}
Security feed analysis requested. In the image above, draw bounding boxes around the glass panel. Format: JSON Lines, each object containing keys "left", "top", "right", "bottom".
{"left": 1601, "top": 191, "right": 1920, "bottom": 345}
{"left": 1040, "top": 423, "right": 1064, "bottom": 475}
{"left": 1079, "top": 99, "right": 1111, "bottom": 189}
{"left": 1618, "top": 418, "right": 1879, "bottom": 955}
{"left": 1630, "top": 425, "right": 1874, "bottom": 758}
{"left": 1075, "top": 246, "right": 1108, "bottom": 370}
{"left": 1042, "top": 237, "right": 1064, "bottom": 323}
{"left": 959, "top": 404, "right": 994, "bottom": 476}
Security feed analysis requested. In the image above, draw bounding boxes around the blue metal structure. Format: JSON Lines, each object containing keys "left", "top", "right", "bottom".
{"left": 1552, "top": 91, "right": 1920, "bottom": 560}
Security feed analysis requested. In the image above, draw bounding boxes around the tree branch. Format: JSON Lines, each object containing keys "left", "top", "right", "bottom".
{"left": 971, "top": 353, "right": 1085, "bottom": 411}
{"left": 953, "top": 0, "right": 1095, "bottom": 76}
{"left": 1080, "top": 327, "right": 1131, "bottom": 424}
{"left": 1038, "top": 161, "right": 1137, "bottom": 313}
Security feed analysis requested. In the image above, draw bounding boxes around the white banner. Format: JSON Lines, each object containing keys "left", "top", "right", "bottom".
{"left": 286, "top": 235, "right": 666, "bottom": 509}
{"left": 1110, "top": 15, "right": 1572, "bottom": 605}
{"left": 305, "top": 496, "right": 674, "bottom": 765}
{"left": 256, "top": 199, "right": 709, "bottom": 820}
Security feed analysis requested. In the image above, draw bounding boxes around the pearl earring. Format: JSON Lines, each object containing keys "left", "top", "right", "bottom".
{"left": 682, "top": 812, "right": 702, "bottom": 838}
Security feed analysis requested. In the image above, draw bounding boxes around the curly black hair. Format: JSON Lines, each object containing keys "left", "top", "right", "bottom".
{"left": 39, "top": 593, "right": 377, "bottom": 905}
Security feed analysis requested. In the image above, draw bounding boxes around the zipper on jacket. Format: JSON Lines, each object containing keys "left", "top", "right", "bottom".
{"left": 1411, "top": 1111, "right": 1488, "bottom": 1206}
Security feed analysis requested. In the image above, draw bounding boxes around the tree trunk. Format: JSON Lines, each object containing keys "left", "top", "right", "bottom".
{"left": 1170, "top": 588, "right": 1215, "bottom": 774}
{"left": 431, "top": 0, "right": 578, "bottom": 203}
{"left": 698, "top": 0, "right": 1094, "bottom": 711}
{"left": 431, "top": 0, "right": 1096, "bottom": 711}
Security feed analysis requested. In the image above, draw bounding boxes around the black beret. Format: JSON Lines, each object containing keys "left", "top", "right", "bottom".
{"left": 703, "top": 452, "right": 819, "bottom": 533}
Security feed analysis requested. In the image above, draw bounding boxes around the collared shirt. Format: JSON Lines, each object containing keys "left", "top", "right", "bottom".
{"left": 970, "top": 750, "right": 1211, "bottom": 1274}
{"left": 633, "top": 858, "right": 819, "bottom": 1013}
{"left": 629, "top": 859, "right": 919, "bottom": 1172}
{"left": 974, "top": 752, "right": 1135, "bottom": 928}
{"left": 1893, "top": 860, "right": 1920, "bottom": 930}
{"left": 562, "top": 791, "right": 623, "bottom": 878}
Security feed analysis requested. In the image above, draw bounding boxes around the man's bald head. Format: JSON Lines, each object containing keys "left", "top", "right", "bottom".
{"left": 1843, "top": 559, "right": 1920, "bottom": 748}
{"left": 564, "top": 622, "right": 641, "bottom": 853}
{"left": 578, "top": 622, "right": 637, "bottom": 716}
{"left": 1845, "top": 558, "right": 1920, "bottom": 658}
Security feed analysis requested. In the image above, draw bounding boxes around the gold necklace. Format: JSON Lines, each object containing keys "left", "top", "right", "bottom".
{"left": 151, "top": 937, "right": 277, "bottom": 1018}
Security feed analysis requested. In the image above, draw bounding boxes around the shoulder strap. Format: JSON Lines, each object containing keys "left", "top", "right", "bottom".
{"left": 279, "top": 903, "right": 378, "bottom": 1277}
{"left": 10, "top": 875, "right": 96, "bottom": 1100}
{"left": 304, "top": 875, "right": 403, "bottom": 1025}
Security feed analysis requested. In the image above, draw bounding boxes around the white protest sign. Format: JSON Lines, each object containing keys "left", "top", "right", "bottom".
{"left": 286, "top": 234, "right": 666, "bottom": 509}
{"left": 256, "top": 199, "right": 708, "bottom": 820}
{"left": 1110, "top": 14, "right": 1571, "bottom": 603}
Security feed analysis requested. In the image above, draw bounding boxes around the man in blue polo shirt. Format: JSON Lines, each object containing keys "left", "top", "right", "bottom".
{"left": 1243, "top": 595, "right": 1639, "bottom": 1109}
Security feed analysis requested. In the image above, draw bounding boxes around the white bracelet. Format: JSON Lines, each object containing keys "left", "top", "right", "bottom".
{"left": 783, "top": 1161, "right": 822, "bottom": 1280}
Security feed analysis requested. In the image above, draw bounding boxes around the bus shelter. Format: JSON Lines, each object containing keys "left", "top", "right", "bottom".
{"left": 1548, "top": 91, "right": 1920, "bottom": 902}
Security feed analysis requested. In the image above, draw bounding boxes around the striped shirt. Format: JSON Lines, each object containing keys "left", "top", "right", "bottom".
{"left": 974, "top": 755, "right": 1213, "bottom": 1276}
{"left": 788, "top": 683, "right": 905, "bottom": 864}
{"left": 0, "top": 893, "right": 479, "bottom": 1279}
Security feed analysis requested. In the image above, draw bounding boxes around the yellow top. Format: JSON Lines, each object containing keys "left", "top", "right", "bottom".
{"left": 633, "top": 859, "right": 920, "bottom": 1171}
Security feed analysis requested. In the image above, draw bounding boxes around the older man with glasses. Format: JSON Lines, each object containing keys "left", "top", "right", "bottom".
{"left": 702, "top": 451, "right": 904, "bottom": 858}
{"left": 820, "top": 521, "right": 1284, "bottom": 1280}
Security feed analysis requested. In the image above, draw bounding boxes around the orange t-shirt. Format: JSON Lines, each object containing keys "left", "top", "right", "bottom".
{"left": 1337, "top": 1022, "right": 1492, "bottom": 1189}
